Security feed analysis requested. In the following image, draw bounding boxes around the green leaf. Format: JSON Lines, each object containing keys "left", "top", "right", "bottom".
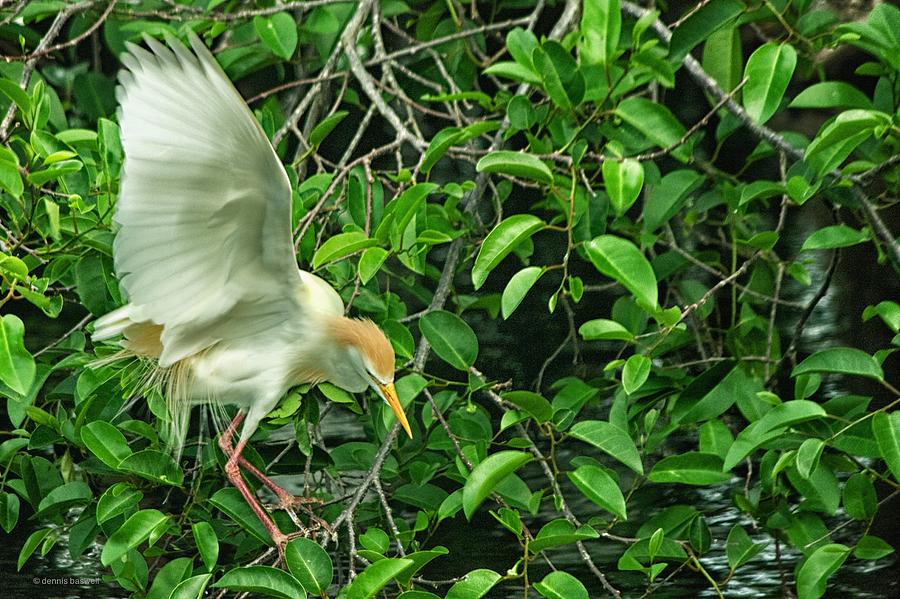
{"left": 501, "top": 266, "right": 544, "bottom": 319}
{"left": 669, "top": 0, "right": 745, "bottom": 62}
{"left": 569, "top": 420, "right": 643, "bottom": 474}
{"left": 170, "top": 574, "right": 213, "bottom": 599}
{"left": 212, "top": 565, "right": 306, "bottom": 599}
{"left": 358, "top": 247, "right": 389, "bottom": 284}
{"left": 616, "top": 97, "right": 690, "bottom": 162}
{"left": 567, "top": 464, "right": 627, "bottom": 519}
{"left": 34, "top": 481, "right": 92, "bottom": 519}
{"left": 312, "top": 231, "right": 377, "bottom": 269}
{"left": 801, "top": 225, "right": 868, "bottom": 250}
{"left": 726, "top": 525, "right": 768, "bottom": 570}
{"left": 724, "top": 400, "right": 826, "bottom": 470}
{"left": 419, "top": 310, "right": 478, "bottom": 371}
{"left": 254, "top": 13, "right": 298, "bottom": 60}
{"left": 622, "top": 354, "right": 651, "bottom": 395}
{"left": 585, "top": 235, "right": 658, "bottom": 310}
{"left": 345, "top": 558, "right": 414, "bottom": 599}
{"left": 146, "top": 557, "right": 193, "bottom": 599}
{"left": 0, "top": 491, "right": 20, "bottom": 533}
{"left": 18, "top": 528, "right": 51, "bottom": 571}
{"left": 796, "top": 439, "right": 825, "bottom": 478}
{"left": 872, "top": 411, "right": 900, "bottom": 482}
{"left": 476, "top": 151, "right": 553, "bottom": 185}
{"left": 603, "top": 158, "right": 644, "bottom": 216}
{"left": 463, "top": 450, "right": 533, "bottom": 519}
{"left": 0, "top": 315, "right": 36, "bottom": 395}
{"left": 787, "top": 463, "right": 840, "bottom": 515}
{"left": 101, "top": 509, "right": 169, "bottom": 565}
{"left": 649, "top": 452, "right": 732, "bottom": 485}
{"left": 533, "top": 42, "right": 585, "bottom": 109}
{"left": 210, "top": 488, "right": 271, "bottom": 544}
{"left": 792, "top": 347, "right": 883, "bottom": 381}
{"left": 80, "top": 421, "right": 131, "bottom": 468}
{"left": 580, "top": 0, "right": 620, "bottom": 66}
{"left": 284, "top": 537, "right": 332, "bottom": 595}
{"left": 395, "top": 547, "right": 449, "bottom": 586}
{"left": 483, "top": 62, "right": 541, "bottom": 85}
{"left": 0, "top": 146, "right": 23, "bottom": 198}
{"left": 796, "top": 544, "right": 850, "bottom": 599}
{"left": 471, "top": 214, "right": 545, "bottom": 289}
{"left": 702, "top": 26, "right": 743, "bottom": 95}
{"left": 529, "top": 519, "right": 599, "bottom": 553}
{"left": 96, "top": 482, "right": 143, "bottom": 524}
{"left": 192, "top": 521, "right": 219, "bottom": 572}
{"left": 118, "top": 449, "right": 184, "bottom": 486}
{"left": 803, "top": 110, "right": 890, "bottom": 177}
{"left": 502, "top": 391, "right": 552, "bottom": 423}
{"left": 445, "top": 569, "right": 501, "bottom": 599}
{"left": 743, "top": 43, "right": 797, "bottom": 124}
{"left": 26, "top": 159, "right": 83, "bottom": 186}
{"left": 578, "top": 318, "right": 634, "bottom": 341}
{"left": 789, "top": 82, "right": 873, "bottom": 110}
{"left": 506, "top": 28, "right": 540, "bottom": 72}
{"left": 0, "top": 79, "right": 32, "bottom": 116}
{"left": 842, "top": 473, "right": 876, "bottom": 520}
{"left": 854, "top": 535, "right": 894, "bottom": 560}
{"left": 308, "top": 110, "right": 348, "bottom": 147}
{"left": 534, "top": 571, "right": 589, "bottom": 599}
{"left": 862, "top": 301, "right": 900, "bottom": 333}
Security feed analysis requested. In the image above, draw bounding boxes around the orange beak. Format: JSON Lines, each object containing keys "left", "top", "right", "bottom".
{"left": 378, "top": 382, "right": 412, "bottom": 438}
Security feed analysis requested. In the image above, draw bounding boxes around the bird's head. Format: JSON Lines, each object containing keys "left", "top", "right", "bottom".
{"left": 326, "top": 317, "right": 412, "bottom": 438}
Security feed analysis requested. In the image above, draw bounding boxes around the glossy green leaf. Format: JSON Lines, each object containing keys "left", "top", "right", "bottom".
{"left": 801, "top": 225, "right": 868, "bottom": 250}
{"left": 80, "top": 421, "right": 131, "bottom": 468}
{"left": 118, "top": 449, "right": 184, "bottom": 486}
{"left": 649, "top": 452, "right": 732, "bottom": 485}
{"left": 616, "top": 97, "right": 690, "bottom": 162}
{"left": 96, "top": 482, "right": 143, "bottom": 524}
{"left": 471, "top": 214, "right": 545, "bottom": 289}
{"left": 789, "top": 82, "right": 872, "bottom": 110}
{"left": 534, "top": 570, "right": 589, "bottom": 599}
{"left": 17, "top": 528, "right": 51, "bottom": 571}
{"left": 842, "top": 473, "right": 876, "bottom": 520}
{"left": 254, "top": 13, "right": 298, "bottom": 60}
{"left": 192, "top": 521, "right": 218, "bottom": 572}
{"left": 0, "top": 491, "right": 20, "bottom": 533}
{"left": 476, "top": 151, "right": 553, "bottom": 185}
{"left": 395, "top": 547, "right": 449, "bottom": 586}
{"left": 502, "top": 391, "right": 552, "bottom": 423}
{"left": 804, "top": 110, "right": 890, "bottom": 177}
{"left": 702, "top": 25, "right": 743, "bottom": 95}
{"left": 101, "top": 509, "right": 168, "bottom": 565}
{"left": 854, "top": 535, "right": 894, "bottom": 560}
{"left": 603, "top": 158, "right": 644, "bottom": 216}
{"left": 445, "top": 569, "right": 501, "bottom": 599}
{"left": 210, "top": 488, "right": 271, "bottom": 544}
{"left": 872, "top": 411, "right": 900, "bottom": 481}
{"left": 567, "top": 464, "right": 627, "bottom": 519}
{"left": 501, "top": 266, "right": 544, "bottom": 319}
{"left": 34, "top": 481, "right": 92, "bottom": 519}
{"left": 726, "top": 525, "right": 768, "bottom": 570}
{"left": 669, "top": 0, "right": 745, "bottom": 62}
{"left": 146, "top": 557, "right": 193, "bottom": 599}
{"left": 578, "top": 318, "right": 634, "bottom": 341}
{"left": 308, "top": 110, "right": 348, "bottom": 147}
{"left": 796, "top": 439, "right": 825, "bottom": 478}
{"left": 792, "top": 347, "right": 883, "bottom": 381}
{"left": 529, "top": 519, "right": 599, "bottom": 553}
{"left": 212, "top": 565, "right": 305, "bottom": 598}
{"left": 284, "top": 537, "right": 332, "bottom": 595}
{"left": 345, "top": 558, "right": 413, "bottom": 599}
{"left": 358, "top": 247, "right": 389, "bottom": 284}
{"left": 580, "top": 0, "right": 620, "bottom": 66}
{"left": 743, "top": 43, "right": 797, "bottom": 124}
{"left": 0, "top": 315, "right": 36, "bottom": 396}
{"left": 569, "top": 420, "right": 643, "bottom": 474}
{"left": 169, "top": 574, "right": 213, "bottom": 599}
{"left": 585, "top": 235, "right": 658, "bottom": 310}
{"left": 312, "top": 232, "right": 377, "bottom": 269}
{"left": 724, "top": 401, "right": 827, "bottom": 470}
{"left": 419, "top": 310, "right": 478, "bottom": 370}
{"left": 622, "top": 354, "right": 651, "bottom": 394}
{"left": 463, "top": 450, "right": 532, "bottom": 519}
{"left": 796, "top": 544, "right": 849, "bottom": 599}
{"left": 533, "top": 42, "right": 585, "bottom": 109}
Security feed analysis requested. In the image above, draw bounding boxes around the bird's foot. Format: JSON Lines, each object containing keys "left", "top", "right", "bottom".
{"left": 270, "top": 494, "right": 334, "bottom": 539}
{"left": 272, "top": 529, "right": 314, "bottom": 563}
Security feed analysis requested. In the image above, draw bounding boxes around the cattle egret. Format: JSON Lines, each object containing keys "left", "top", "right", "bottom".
{"left": 92, "top": 32, "right": 412, "bottom": 552}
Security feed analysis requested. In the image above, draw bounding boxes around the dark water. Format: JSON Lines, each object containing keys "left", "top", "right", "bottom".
{"left": 4, "top": 207, "right": 899, "bottom": 597}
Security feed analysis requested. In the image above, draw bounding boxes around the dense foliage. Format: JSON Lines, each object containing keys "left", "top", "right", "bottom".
{"left": 0, "top": 0, "right": 898, "bottom": 597}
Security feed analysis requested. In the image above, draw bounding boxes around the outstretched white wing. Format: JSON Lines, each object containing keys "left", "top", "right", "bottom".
{"left": 114, "top": 33, "right": 301, "bottom": 367}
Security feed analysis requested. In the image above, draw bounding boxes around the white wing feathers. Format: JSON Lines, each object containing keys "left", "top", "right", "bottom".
{"left": 112, "top": 33, "right": 301, "bottom": 367}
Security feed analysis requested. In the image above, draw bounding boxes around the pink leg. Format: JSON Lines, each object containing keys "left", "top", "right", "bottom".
{"left": 218, "top": 412, "right": 292, "bottom": 553}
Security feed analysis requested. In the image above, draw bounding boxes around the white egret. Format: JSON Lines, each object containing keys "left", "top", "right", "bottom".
{"left": 91, "top": 32, "right": 412, "bottom": 552}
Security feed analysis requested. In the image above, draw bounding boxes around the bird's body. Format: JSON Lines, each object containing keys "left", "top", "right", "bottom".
{"left": 92, "top": 32, "right": 410, "bottom": 551}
